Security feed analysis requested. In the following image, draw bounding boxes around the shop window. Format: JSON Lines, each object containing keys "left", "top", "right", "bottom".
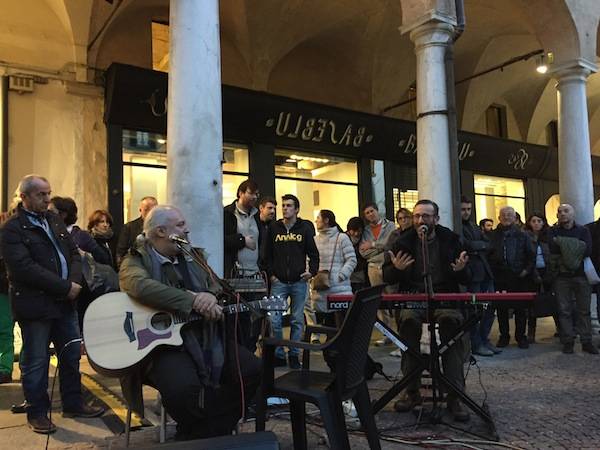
{"left": 122, "top": 129, "right": 248, "bottom": 221}
{"left": 371, "top": 160, "right": 386, "bottom": 217}
{"left": 392, "top": 188, "right": 418, "bottom": 219}
{"left": 485, "top": 104, "right": 507, "bottom": 138}
{"left": 474, "top": 174, "right": 525, "bottom": 224}
{"left": 274, "top": 149, "right": 358, "bottom": 229}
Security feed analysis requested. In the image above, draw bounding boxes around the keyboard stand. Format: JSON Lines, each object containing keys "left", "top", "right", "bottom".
{"left": 371, "top": 305, "right": 499, "bottom": 440}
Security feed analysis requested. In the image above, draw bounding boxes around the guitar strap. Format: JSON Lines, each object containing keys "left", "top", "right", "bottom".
{"left": 176, "top": 254, "right": 195, "bottom": 290}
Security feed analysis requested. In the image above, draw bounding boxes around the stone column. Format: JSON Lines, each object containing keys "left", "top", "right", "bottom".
{"left": 167, "top": 0, "right": 224, "bottom": 274}
{"left": 555, "top": 65, "right": 595, "bottom": 224}
{"left": 409, "top": 21, "right": 455, "bottom": 227}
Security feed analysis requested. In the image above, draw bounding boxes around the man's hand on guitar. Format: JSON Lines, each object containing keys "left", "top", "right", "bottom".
{"left": 192, "top": 292, "right": 223, "bottom": 321}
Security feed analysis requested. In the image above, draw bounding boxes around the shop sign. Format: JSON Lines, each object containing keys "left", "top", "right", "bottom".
{"left": 265, "top": 112, "right": 374, "bottom": 148}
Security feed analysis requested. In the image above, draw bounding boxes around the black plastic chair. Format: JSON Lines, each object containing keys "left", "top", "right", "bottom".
{"left": 256, "top": 285, "right": 385, "bottom": 450}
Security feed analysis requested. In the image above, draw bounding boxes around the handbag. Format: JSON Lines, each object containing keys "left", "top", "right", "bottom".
{"left": 533, "top": 285, "right": 557, "bottom": 318}
{"left": 311, "top": 234, "right": 340, "bottom": 291}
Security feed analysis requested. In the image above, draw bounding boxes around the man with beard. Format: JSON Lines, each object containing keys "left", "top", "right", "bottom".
{"left": 383, "top": 200, "right": 471, "bottom": 422}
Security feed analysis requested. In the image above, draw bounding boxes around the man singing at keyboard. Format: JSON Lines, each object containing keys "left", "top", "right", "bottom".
{"left": 383, "top": 199, "right": 471, "bottom": 422}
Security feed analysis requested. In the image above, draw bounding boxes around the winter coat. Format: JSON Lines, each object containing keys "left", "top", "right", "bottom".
{"left": 1, "top": 204, "right": 82, "bottom": 321}
{"left": 382, "top": 225, "right": 470, "bottom": 292}
{"left": 487, "top": 224, "right": 535, "bottom": 289}
{"left": 116, "top": 216, "right": 143, "bottom": 260}
{"left": 461, "top": 220, "right": 493, "bottom": 283}
{"left": 548, "top": 223, "right": 592, "bottom": 277}
{"left": 223, "top": 201, "right": 264, "bottom": 278}
{"left": 359, "top": 218, "right": 396, "bottom": 266}
{"left": 70, "top": 225, "right": 112, "bottom": 266}
{"left": 310, "top": 227, "right": 357, "bottom": 312}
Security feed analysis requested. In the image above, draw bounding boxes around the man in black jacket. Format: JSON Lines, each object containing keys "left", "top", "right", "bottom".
{"left": 262, "top": 194, "right": 319, "bottom": 368}
{"left": 383, "top": 200, "right": 471, "bottom": 422}
{"left": 460, "top": 197, "right": 497, "bottom": 357}
{"left": 116, "top": 196, "right": 157, "bottom": 265}
{"left": 487, "top": 206, "right": 535, "bottom": 349}
{"left": 1, "top": 175, "right": 104, "bottom": 434}
{"left": 585, "top": 215, "right": 600, "bottom": 328}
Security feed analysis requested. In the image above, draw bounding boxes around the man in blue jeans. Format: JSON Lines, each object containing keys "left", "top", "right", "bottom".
{"left": 1, "top": 175, "right": 104, "bottom": 434}
{"left": 261, "top": 194, "right": 319, "bottom": 369}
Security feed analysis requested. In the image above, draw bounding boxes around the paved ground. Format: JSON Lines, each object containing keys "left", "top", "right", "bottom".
{"left": 1, "top": 316, "right": 600, "bottom": 449}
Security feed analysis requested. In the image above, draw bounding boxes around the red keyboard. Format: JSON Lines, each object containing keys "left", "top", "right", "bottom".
{"left": 327, "top": 292, "right": 536, "bottom": 310}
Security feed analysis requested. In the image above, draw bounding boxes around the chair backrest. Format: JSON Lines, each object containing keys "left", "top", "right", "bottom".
{"left": 330, "top": 284, "right": 384, "bottom": 395}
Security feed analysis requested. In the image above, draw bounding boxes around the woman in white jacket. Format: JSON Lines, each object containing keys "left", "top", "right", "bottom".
{"left": 310, "top": 210, "right": 357, "bottom": 326}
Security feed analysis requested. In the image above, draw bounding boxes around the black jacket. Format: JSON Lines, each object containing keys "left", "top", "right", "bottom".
{"left": 461, "top": 220, "right": 493, "bottom": 283}
{"left": 586, "top": 219, "right": 600, "bottom": 273}
{"left": 1, "top": 205, "right": 82, "bottom": 321}
{"left": 261, "top": 218, "right": 319, "bottom": 283}
{"left": 116, "top": 216, "right": 143, "bottom": 260}
{"left": 488, "top": 224, "right": 534, "bottom": 287}
{"left": 382, "top": 225, "right": 470, "bottom": 292}
{"left": 223, "top": 201, "right": 264, "bottom": 278}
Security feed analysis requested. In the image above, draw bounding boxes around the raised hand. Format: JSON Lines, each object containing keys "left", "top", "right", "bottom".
{"left": 451, "top": 251, "right": 469, "bottom": 272}
{"left": 387, "top": 250, "right": 415, "bottom": 271}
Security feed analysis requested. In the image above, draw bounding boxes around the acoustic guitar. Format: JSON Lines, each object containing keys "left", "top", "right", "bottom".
{"left": 82, "top": 291, "right": 286, "bottom": 375}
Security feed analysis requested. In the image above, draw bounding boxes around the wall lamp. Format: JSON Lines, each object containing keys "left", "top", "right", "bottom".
{"left": 536, "top": 52, "right": 554, "bottom": 74}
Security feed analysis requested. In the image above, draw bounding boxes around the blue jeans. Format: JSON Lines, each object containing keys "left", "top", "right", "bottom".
{"left": 18, "top": 306, "right": 83, "bottom": 418}
{"left": 469, "top": 279, "right": 496, "bottom": 349}
{"left": 269, "top": 280, "right": 307, "bottom": 359}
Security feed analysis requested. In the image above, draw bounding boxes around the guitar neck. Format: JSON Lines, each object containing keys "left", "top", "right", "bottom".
{"left": 171, "top": 299, "right": 265, "bottom": 325}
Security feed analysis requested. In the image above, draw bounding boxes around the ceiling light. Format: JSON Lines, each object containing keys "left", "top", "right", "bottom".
{"left": 536, "top": 52, "right": 553, "bottom": 74}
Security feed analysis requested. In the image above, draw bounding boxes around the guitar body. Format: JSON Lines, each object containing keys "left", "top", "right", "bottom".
{"left": 83, "top": 292, "right": 185, "bottom": 376}
{"left": 83, "top": 291, "right": 287, "bottom": 377}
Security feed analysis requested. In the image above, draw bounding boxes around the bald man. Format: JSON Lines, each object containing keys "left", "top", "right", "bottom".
{"left": 548, "top": 204, "right": 597, "bottom": 355}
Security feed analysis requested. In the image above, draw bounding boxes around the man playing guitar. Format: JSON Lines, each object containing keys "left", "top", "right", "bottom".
{"left": 118, "top": 205, "right": 261, "bottom": 441}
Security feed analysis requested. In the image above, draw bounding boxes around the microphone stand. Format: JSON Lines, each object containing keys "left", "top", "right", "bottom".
{"left": 420, "top": 228, "right": 443, "bottom": 423}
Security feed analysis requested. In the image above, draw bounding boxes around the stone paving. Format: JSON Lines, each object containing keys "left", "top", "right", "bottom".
{"left": 2, "top": 316, "right": 600, "bottom": 449}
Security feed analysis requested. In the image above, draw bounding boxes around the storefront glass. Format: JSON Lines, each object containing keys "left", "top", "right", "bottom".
{"left": 122, "top": 129, "right": 249, "bottom": 222}
{"left": 474, "top": 174, "right": 525, "bottom": 224}
{"left": 274, "top": 149, "right": 358, "bottom": 229}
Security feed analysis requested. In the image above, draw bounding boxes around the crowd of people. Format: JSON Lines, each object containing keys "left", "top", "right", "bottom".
{"left": 1, "top": 174, "right": 599, "bottom": 438}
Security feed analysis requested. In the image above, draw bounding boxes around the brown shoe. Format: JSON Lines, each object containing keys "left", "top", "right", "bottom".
{"left": 393, "top": 391, "right": 422, "bottom": 413}
{"left": 447, "top": 397, "right": 470, "bottom": 422}
{"left": 28, "top": 416, "right": 57, "bottom": 434}
{"left": 62, "top": 403, "right": 105, "bottom": 418}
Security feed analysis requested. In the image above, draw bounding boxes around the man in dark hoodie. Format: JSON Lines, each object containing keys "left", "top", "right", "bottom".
{"left": 383, "top": 199, "right": 471, "bottom": 422}
{"left": 487, "top": 206, "right": 535, "bottom": 349}
{"left": 262, "top": 194, "right": 319, "bottom": 369}
{"left": 460, "top": 197, "right": 497, "bottom": 357}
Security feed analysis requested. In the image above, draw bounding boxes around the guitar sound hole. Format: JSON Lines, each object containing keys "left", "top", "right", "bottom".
{"left": 151, "top": 312, "right": 172, "bottom": 331}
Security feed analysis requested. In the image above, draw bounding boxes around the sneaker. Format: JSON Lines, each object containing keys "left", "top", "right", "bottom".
{"left": 342, "top": 400, "right": 358, "bottom": 418}
{"left": 517, "top": 339, "right": 529, "bottom": 349}
{"left": 472, "top": 345, "right": 494, "bottom": 357}
{"left": 562, "top": 342, "right": 574, "bottom": 354}
{"left": 273, "top": 356, "right": 287, "bottom": 368}
{"left": 28, "top": 416, "right": 57, "bottom": 434}
{"left": 496, "top": 335, "right": 510, "bottom": 348}
{"left": 11, "top": 401, "right": 27, "bottom": 414}
{"left": 582, "top": 343, "right": 599, "bottom": 355}
{"left": 375, "top": 338, "right": 391, "bottom": 346}
{"left": 447, "top": 397, "right": 470, "bottom": 423}
{"left": 288, "top": 355, "right": 301, "bottom": 370}
{"left": 484, "top": 342, "right": 502, "bottom": 354}
{"left": 393, "top": 391, "right": 422, "bottom": 413}
{"left": 389, "top": 348, "right": 402, "bottom": 357}
{"left": 62, "top": 403, "right": 105, "bottom": 418}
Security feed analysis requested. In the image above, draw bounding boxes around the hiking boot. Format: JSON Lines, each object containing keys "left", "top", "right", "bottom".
{"left": 582, "top": 343, "right": 599, "bottom": 355}
{"left": 472, "top": 345, "right": 494, "bottom": 357}
{"left": 393, "top": 391, "right": 422, "bottom": 413}
{"left": 28, "top": 416, "right": 57, "bottom": 434}
{"left": 288, "top": 355, "right": 302, "bottom": 370}
{"left": 447, "top": 397, "right": 470, "bottom": 423}
{"left": 496, "top": 335, "right": 510, "bottom": 348}
{"left": 562, "top": 342, "right": 574, "bottom": 354}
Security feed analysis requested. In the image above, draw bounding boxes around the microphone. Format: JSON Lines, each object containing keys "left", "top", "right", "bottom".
{"left": 169, "top": 234, "right": 190, "bottom": 245}
{"left": 417, "top": 224, "right": 429, "bottom": 236}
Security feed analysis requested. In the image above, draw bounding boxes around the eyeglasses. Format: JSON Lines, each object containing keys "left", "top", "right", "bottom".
{"left": 413, "top": 214, "right": 434, "bottom": 220}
